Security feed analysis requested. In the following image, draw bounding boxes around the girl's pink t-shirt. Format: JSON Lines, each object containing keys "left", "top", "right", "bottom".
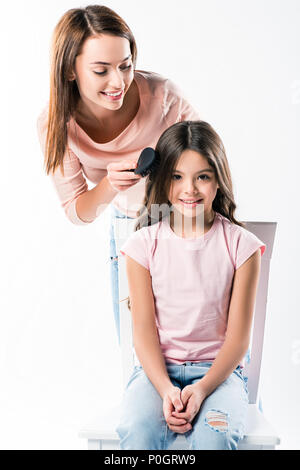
{"left": 37, "top": 70, "right": 201, "bottom": 223}
{"left": 120, "top": 213, "right": 266, "bottom": 367}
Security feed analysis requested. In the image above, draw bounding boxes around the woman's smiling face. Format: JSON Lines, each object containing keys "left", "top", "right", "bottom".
{"left": 168, "top": 149, "right": 219, "bottom": 219}
{"left": 72, "top": 34, "right": 134, "bottom": 112}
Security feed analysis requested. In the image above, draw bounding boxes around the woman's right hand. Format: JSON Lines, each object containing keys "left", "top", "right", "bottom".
{"left": 106, "top": 160, "right": 142, "bottom": 192}
{"left": 162, "top": 385, "right": 192, "bottom": 434}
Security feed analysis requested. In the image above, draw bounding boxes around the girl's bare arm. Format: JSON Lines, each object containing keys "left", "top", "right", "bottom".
{"left": 125, "top": 255, "right": 173, "bottom": 399}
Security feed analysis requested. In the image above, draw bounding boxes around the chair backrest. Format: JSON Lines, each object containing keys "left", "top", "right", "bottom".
{"left": 241, "top": 221, "right": 277, "bottom": 403}
{"left": 114, "top": 218, "right": 277, "bottom": 405}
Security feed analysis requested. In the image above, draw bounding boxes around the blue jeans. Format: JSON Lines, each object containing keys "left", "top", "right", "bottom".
{"left": 109, "top": 204, "right": 136, "bottom": 344}
{"left": 116, "top": 362, "right": 249, "bottom": 450}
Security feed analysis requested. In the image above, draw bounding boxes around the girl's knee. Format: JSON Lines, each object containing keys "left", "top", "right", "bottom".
{"left": 116, "top": 416, "right": 166, "bottom": 450}
{"left": 188, "top": 409, "right": 244, "bottom": 450}
{"left": 117, "top": 411, "right": 162, "bottom": 436}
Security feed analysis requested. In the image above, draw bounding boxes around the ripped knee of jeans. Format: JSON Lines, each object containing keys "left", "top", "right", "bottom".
{"left": 205, "top": 409, "right": 229, "bottom": 433}
{"left": 110, "top": 255, "right": 118, "bottom": 261}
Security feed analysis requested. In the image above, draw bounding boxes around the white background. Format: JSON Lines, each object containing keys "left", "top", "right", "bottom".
{"left": 0, "top": 0, "right": 299, "bottom": 449}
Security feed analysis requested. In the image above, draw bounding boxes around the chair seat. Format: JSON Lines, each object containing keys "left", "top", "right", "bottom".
{"left": 79, "top": 403, "right": 280, "bottom": 448}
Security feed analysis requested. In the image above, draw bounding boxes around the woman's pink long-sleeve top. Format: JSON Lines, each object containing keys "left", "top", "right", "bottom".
{"left": 37, "top": 70, "right": 201, "bottom": 224}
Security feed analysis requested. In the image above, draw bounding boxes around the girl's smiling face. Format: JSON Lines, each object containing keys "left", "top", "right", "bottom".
{"left": 72, "top": 34, "right": 134, "bottom": 113}
{"left": 168, "top": 149, "right": 219, "bottom": 221}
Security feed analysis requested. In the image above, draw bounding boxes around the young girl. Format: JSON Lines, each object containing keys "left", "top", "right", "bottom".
{"left": 116, "top": 120, "right": 266, "bottom": 450}
{"left": 36, "top": 4, "right": 201, "bottom": 344}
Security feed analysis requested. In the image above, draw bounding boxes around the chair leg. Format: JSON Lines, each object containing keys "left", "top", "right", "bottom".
{"left": 88, "top": 439, "right": 102, "bottom": 450}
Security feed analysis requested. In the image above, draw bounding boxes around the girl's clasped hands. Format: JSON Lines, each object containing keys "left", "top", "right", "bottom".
{"left": 163, "top": 383, "right": 207, "bottom": 434}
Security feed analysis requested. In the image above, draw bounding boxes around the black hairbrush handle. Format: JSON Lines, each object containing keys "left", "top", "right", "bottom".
{"left": 126, "top": 147, "right": 158, "bottom": 177}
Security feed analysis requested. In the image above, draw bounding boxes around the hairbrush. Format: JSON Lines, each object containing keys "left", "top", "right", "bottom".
{"left": 127, "top": 147, "right": 160, "bottom": 178}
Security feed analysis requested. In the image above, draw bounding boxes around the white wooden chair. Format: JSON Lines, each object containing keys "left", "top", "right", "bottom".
{"left": 79, "top": 218, "right": 280, "bottom": 450}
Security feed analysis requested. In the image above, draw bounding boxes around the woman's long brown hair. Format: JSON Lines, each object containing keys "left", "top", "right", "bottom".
{"left": 44, "top": 4, "right": 137, "bottom": 176}
{"left": 134, "top": 120, "right": 244, "bottom": 230}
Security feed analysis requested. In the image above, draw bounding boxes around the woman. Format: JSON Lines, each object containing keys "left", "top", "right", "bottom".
{"left": 37, "top": 5, "right": 201, "bottom": 343}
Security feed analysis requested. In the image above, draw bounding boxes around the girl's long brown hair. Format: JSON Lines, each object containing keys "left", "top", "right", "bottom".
{"left": 134, "top": 120, "right": 244, "bottom": 231}
{"left": 44, "top": 4, "right": 137, "bottom": 176}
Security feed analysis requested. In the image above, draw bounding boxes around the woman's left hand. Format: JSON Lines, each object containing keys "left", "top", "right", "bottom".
{"left": 171, "top": 383, "right": 207, "bottom": 426}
